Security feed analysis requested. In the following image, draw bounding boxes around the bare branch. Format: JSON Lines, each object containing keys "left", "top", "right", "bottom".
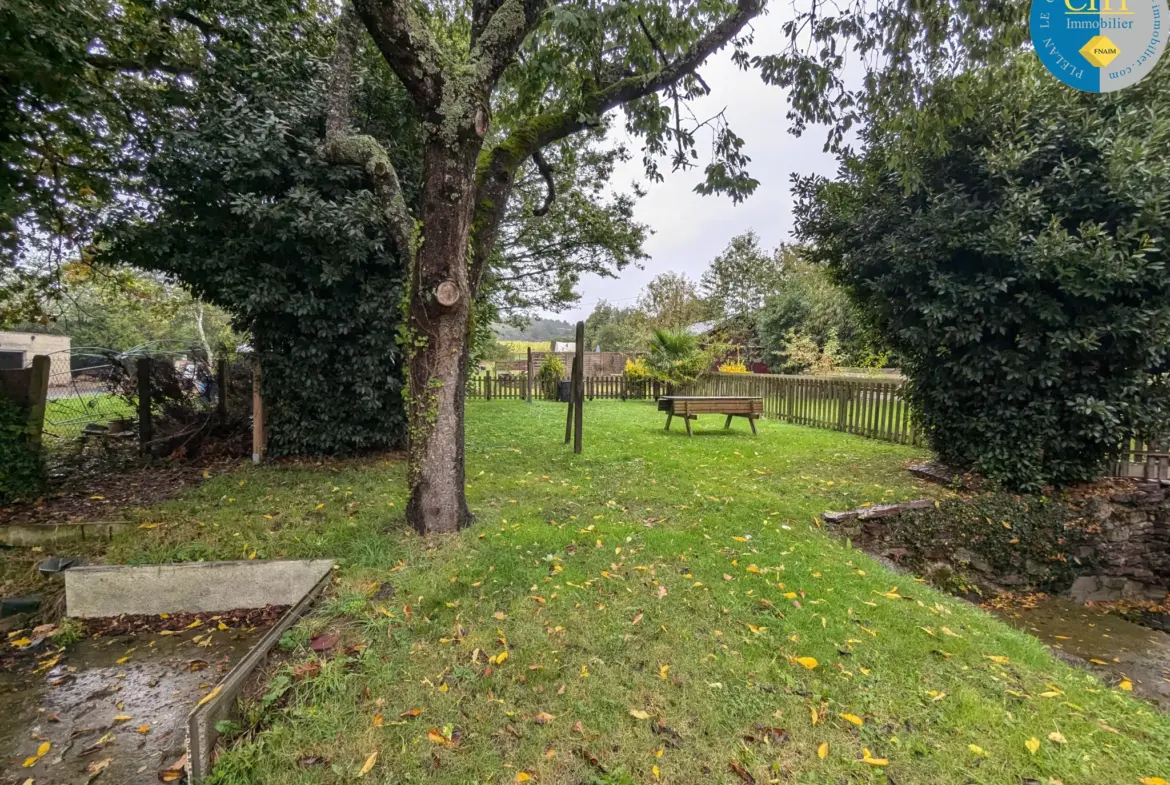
{"left": 531, "top": 150, "right": 555, "bottom": 217}
{"left": 353, "top": 0, "right": 445, "bottom": 111}
{"left": 321, "top": 5, "right": 416, "bottom": 263}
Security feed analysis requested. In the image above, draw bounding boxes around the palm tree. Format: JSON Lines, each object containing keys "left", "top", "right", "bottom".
{"left": 646, "top": 328, "right": 706, "bottom": 387}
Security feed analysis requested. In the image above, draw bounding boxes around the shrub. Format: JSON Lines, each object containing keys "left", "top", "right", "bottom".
{"left": 536, "top": 354, "right": 565, "bottom": 399}
{"left": 796, "top": 58, "right": 1170, "bottom": 490}
{"left": 717, "top": 360, "right": 749, "bottom": 374}
{"left": 645, "top": 329, "right": 710, "bottom": 386}
{"left": 623, "top": 357, "right": 652, "bottom": 381}
{"left": 0, "top": 397, "right": 44, "bottom": 505}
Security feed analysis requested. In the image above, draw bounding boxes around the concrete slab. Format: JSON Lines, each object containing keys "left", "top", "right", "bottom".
{"left": 185, "top": 567, "right": 332, "bottom": 782}
{"left": 0, "top": 522, "right": 130, "bottom": 547}
{"left": 65, "top": 559, "right": 335, "bottom": 617}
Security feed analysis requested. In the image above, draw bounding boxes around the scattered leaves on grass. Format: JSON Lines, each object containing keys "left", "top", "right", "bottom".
{"left": 357, "top": 751, "right": 378, "bottom": 777}
{"left": 729, "top": 760, "right": 756, "bottom": 784}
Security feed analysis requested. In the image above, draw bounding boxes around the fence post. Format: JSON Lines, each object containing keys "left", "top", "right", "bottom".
{"left": 216, "top": 357, "right": 228, "bottom": 423}
{"left": 526, "top": 348, "right": 533, "bottom": 403}
{"left": 485, "top": 370, "right": 492, "bottom": 401}
{"left": 137, "top": 357, "right": 152, "bottom": 455}
{"left": 573, "top": 320, "right": 584, "bottom": 454}
{"left": 25, "top": 355, "right": 49, "bottom": 445}
{"left": 252, "top": 357, "right": 265, "bottom": 464}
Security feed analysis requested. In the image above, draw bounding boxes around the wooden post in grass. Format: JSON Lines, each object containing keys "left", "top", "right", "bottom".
{"left": 573, "top": 320, "right": 584, "bottom": 454}
{"left": 252, "top": 357, "right": 265, "bottom": 464}
{"left": 526, "top": 348, "right": 533, "bottom": 403}
{"left": 25, "top": 355, "right": 49, "bottom": 445}
{"left": 216, "top": 357, "right": 228, "bottom": 423}
{"left": 563, "top": 354, "right": 575, "bottom": 444}
{"left": 485, "top": 370, "right": 492, "bottom": 401}
{"left": 137, "top": 357, "right": 152, "bottom": 455}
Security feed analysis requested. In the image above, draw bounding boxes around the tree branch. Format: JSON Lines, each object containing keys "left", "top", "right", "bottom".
{"left": 467, "top": 0, "right": 762, "bottom": 296}
{"left": 321, "top": 5, "right": 415, "bottom": 264}
{"left": 531, "top": 150, "right": 555, "bottom": 217}
{"left": 469, "top": 0, "right": 549, "bottom": 96}
{"left": 353, "top": 0, "right": 445, "bottom": 111}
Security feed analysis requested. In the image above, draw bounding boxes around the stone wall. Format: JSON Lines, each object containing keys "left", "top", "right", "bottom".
{"left": 822, "top": 478, "right": 1170, "bottom": 604}
{"left": 1065, "top": 481, "right": 1170, "bottom": 603}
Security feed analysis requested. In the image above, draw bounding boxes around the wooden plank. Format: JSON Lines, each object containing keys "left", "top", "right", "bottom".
{"left": 139, "top": 358, "right": 154, "bottom": 456}
{"left": 25, "top": 355, "right": 49, "bottom": 445}
{"left": 573, "top": 321, "right": 584, "bottom": 453}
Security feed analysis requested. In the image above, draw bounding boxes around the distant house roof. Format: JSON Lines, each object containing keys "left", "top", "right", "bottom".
{"left": 684, "top": 320, "right": 716, "bottom": 336}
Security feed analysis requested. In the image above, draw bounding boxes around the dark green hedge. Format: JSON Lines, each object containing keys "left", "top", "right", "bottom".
{"left": 796, "top": 59, "right": 1170, "bottom": 490}
{"left": 103, "top": 35, "right": 418, "bottom": 455}
{"left": 0, "top": 397, "right": 44, "bottom": 505}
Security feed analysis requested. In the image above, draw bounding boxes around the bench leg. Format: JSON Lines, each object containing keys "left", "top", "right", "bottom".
{"left": 724, "top": 414, "right": 733, "bottom": 429}
{"left": 748, "top": 415, "right": 758, "bottom": 436}
{"left": 685, "top": 415, "right": 693, "bottom": 437}
{"left": 665, "top": 413, "right": 673, "bottom": 431}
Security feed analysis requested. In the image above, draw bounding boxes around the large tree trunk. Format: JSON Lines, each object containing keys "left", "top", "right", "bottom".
{"left": 404, "top": 138, "right": 481, "bottom": 534}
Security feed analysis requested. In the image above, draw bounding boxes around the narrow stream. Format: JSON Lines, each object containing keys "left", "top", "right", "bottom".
{"left": 0, "top": 624, "right": 268, "bottom": 784}
{"left": 989, "top": 595, "right": 1170, "bottom": 710}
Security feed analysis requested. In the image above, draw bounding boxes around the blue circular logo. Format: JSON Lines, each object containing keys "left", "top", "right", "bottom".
{"left": 1031, "top": 0, "right": 1165, "bottom": 92}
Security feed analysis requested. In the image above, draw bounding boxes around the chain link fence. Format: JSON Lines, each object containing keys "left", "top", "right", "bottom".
{"left": 41, "top": 347, "right": 254, "bottom": 461}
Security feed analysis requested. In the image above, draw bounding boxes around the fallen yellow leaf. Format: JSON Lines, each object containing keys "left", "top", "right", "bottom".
{"left": 1139, "top": 778, "right": 1170, "bottom": 785}
{"left": 794, "top": 656, "right": 818, "bottom": 670}
{"left": 817, "top": 742, "right": 829, "bottom": 759}
{"left": 840, "top": 713, "right": 863, "bottom": 727}
{"left": 629, "top": 709, "right": 651, "bottom": 720}
{"left": 1025, "top": 737, "right": 1040, "bottom": 754}
{"left": 969, "top": 744, "right": 987, "bottom": 756}
{"left": 810, "top": 707, "right": 819, "bottom": 725}
{"left": 515, "top": 773, "right": 531, "bottom": 783}
{"left": 860, "top": 748, "right": 888, "bottom": 766}
{"left": 1119, "top": 679, "right": 1134, "bottom": 691}
{"left": 984, "top": 655, "right": 1010, "bottom": 664}
{"left": 652, "top": 764, "right": 660, "bottom": 779}
{"left": 137, "top": 724, "right": 150, "bottom": 734}
{"left": 358, "top": 751, "right": 378, "bottom": 777}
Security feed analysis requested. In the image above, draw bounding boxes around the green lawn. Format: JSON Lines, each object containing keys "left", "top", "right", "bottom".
{"left": 108, "top": 401, "right": 1170, "bottom": 785}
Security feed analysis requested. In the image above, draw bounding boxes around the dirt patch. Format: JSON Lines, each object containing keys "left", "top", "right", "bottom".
{"left": 0, "top": 462, "right": 228, "bottom": 527}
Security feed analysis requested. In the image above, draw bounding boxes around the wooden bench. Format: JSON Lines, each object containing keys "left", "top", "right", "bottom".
{"left": 657, "top": 396, "right": 763, "bottom": 436}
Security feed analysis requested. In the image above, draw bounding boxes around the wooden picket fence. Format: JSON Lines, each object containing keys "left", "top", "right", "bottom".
{"left": 467, "top": 373, "right": 658, "bottom": 401}
{"left": 681, "top": 372, "right": 921, "bottom": 445}
{"left": 468, "top": 370, "right": 1168, "bottom": 479}
{"left": 1112, "top": 439, "right": 1170, "bottom": 482}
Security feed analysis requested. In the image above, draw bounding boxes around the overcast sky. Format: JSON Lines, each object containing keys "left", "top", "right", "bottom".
{"left": 549, "top": 6, "right": 847, "bottom": 323}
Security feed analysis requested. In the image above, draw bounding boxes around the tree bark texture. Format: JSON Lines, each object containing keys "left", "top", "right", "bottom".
{"left": 404, "top": 138, "right": 481, "bottom": 534}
